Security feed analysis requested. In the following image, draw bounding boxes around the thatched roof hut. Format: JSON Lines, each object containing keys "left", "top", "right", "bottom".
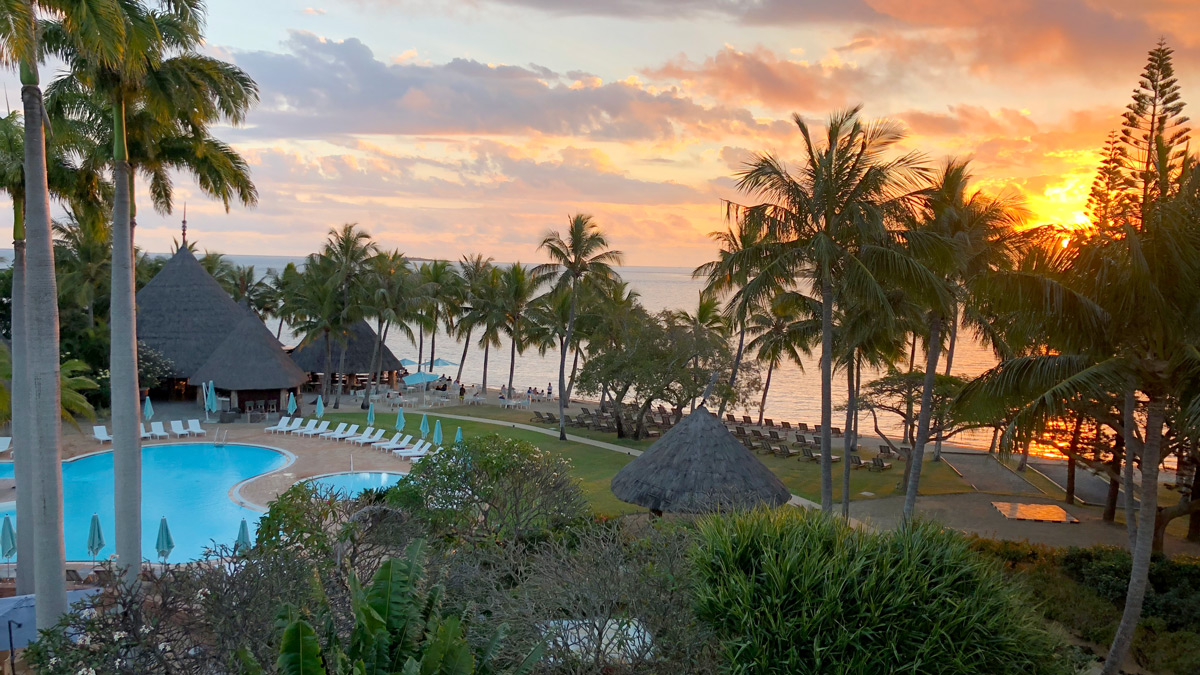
{"left": 136, "top": 247, "right": 250, "bottom": 379}
{"left": 136, "top": 247, "right": 303, "bottom": 398}
{"left": 289, "top": 320, "right": 402, "bottom": 374}
{"left": 610, "top": 406, "right": 791, "bottom": 514}
{"left": 191, "top": 313, "right": 306, "bottom": 391}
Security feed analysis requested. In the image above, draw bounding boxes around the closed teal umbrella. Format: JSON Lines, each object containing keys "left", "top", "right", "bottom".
{"left": 235, "top": 518, "right": 252, "bottom": 554}
{"left": 143, "top": 396, "right": 154, "bottom": 421}
{"left": 454, "top": 427, "right": 463, "bottom": 445}
{"left": 1, "top": 515, "right": 15, "bottom": 559}
{"left": 315, "top": 395, "right": 325, "bottom": 419}
{"left": 206, "top": 380, "right": 218, "bottom": 413}
{"left": 155, "top": 516, "right": 175, "bottom": 563}
{"left": 87, "top": 513, "right": 105, "bottom": 562}
{"left": 287, "top": 391, "right": 297, "bottom": 415}
{"left": 366, "top": 402, "right": 375, "bottom": 427}
{"left": 395, "top": 408, "right": 406, "bottom": 432}
{"left": 419, "top": 414, "right": 429, "bottom": 439}
{"left": 432, "top": 420, "right": 443, "bottom": 446}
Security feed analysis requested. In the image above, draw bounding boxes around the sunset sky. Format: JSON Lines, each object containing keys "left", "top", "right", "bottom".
{"left": 73, "top": 1, "right": 1200, "bottom": 265}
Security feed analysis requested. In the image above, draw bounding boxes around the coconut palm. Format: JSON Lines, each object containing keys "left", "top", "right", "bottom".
{"left": 53, "top": 211, "right": 111, "bottom": 327}
{"left": 729, "top": 106, "right": 931, "bottom": 511}
{"left": 362, "top": 251, "right": 417, "bottom": 405}
{"left": 694, "top": 216, "right": 778, "bottom": 417}
{"left": 745, "top": 295, "right": 818, "bottom": 426}
{"left": 673, "top": 290, "right": 730, "bottom": 412}
{"left": 452, "top": 253, "right": 494, "bottom": 384}
{"left": 417, "top": 259, "right": 462, "bottom": 375}
{"left": 282, "top": 255, "right": 344, "bottom": 401}
{"left": 498, "top": 263, "right": 546, "bottom": 397}
{"left": 535, "top": 214, "right": 622, "bottom": 440}
{"left": 460, "top": 266, "right": 506, "bottom": 397}
{"left": 226, "top": 265, "right": 276, "bottom": 319}
{"left": 317, "top": 224, "right": 377, "bottom": 407}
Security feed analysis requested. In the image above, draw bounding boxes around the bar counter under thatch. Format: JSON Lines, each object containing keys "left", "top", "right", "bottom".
{"left": 610, "top": 405, "right": 791, "bottom": 514}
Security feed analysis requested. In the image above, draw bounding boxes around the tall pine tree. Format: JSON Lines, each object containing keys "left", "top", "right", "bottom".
{"left": 1086, "top": 130, "right": 1134, "bottom": 230}
{"left": 1120, "top": 39, "right": 1190, "bottom": 218}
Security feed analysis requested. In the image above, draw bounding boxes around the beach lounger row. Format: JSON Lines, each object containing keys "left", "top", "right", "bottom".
{"left": 94, "top": 420, "right": 206, "bottom": 444}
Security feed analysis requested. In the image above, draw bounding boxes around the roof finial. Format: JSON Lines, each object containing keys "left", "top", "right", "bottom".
{"left": 181, "top": 203, "right": 187, "bottom": 248}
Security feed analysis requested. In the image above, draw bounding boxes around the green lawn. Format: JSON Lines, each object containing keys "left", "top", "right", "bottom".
{"left": 323, "top": 409, "right": 971, "bottom": 517}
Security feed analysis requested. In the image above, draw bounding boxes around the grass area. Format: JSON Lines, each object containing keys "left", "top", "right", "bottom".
{"left": 324, "top": 409, "right": 971, "bottom": 516}
{"left": 436, "top": 405, "right": 657, "bottom": 452}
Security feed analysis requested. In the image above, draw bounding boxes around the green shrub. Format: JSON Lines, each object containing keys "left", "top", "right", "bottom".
{"left": 967, "top": 536, "right": 1053, "bottom": 568}
{"left": 1133, "top": 618, "right": 1200, "bottom": 675}
{"left": 692, "top": 509, "right": 1072, "bottom": 675}
{"left": 1016, "top": 563, "right": 1119, "bottom": 645}
{"left": 1060, "top": 546, "right": 1200, "bottom": 633}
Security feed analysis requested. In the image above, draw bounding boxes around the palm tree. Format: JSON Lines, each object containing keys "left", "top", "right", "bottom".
{"left": 417, "top": 259, "right": 462, "bottom": 374}
{"left": 673, "top": 290, "right": 730, "bottom": 412}
{"left": 498, "top": 263, "right": 545, "bottom": 397}
{"left": 745, "top": 295, "right": 817, "bottom": 426}
{"left": 226, "top": 265, "right": 276, "bottom": 319}
{"left": 44, "top": 0, "right": 257, "bottom": 574}
{"left": 460, "top": 267, "right": 506, "bottom": 397}
{"left": 53, "top": 211, "right": 111, "bottom": 327}
{"left": 317, "top": 224, "right": 377, "bottom": 407}
{"left": 535, "top": 214, "right": 623, "bottom": 440}
{"left": 453, "top": 253, "right": 494, "bottom": 384}
{"left": 361, "top": 251, "right": 417, "bottom": 405}
{"left": 282, "top": 255, "right": 344, "bottom": 401}
{"left": 694, "top": 217, "right": 777, "bottom": 417}
{"left": 729, "top": 106, "right": 930, "bottom": 511}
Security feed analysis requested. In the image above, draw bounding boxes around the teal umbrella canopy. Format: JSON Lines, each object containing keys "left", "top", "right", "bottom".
{"left": 1, "top": 515, "right": 14, "bottom": 559}
{"left": 396, "top": 408, "right": 406, "bottom": 431}
{"left": 235, "top": 518, "right": 252, "bottom": 554}
{"left": 432, "top": 420, "right": 443, "bottom": 446}
{"left": 403, "top": 372, "right": 439, "bottom": 386}
{"left": 366, "top": 402, "right": 376, "bottom": 427}
{"left": 156, "top": 517, "right": 175, "bottom": 562}
{"left": 287, "top": 391, "right": 297, "bottom": 415}
{"left": 399, "top": 358, "right": 418, "bottom": 366}
{"left": 206, "top": 380, "right": 218, "bottom": 412}
{"left": 454, "top": 427, "right": 463, "bottom": 445}
{"left": 87, "top": 513, "right": 105, "bottom": 560}
{"left": 422, "top": 358, "right": 458, "bottom": 367}
{"left": 419, "top": 414, "right": 430, "bottom": 439}
{"left": 143, "top": 396, "right": 154, "bottom": 421}
{"left": 315, "top": 396, "right": 325, "bottom": 419}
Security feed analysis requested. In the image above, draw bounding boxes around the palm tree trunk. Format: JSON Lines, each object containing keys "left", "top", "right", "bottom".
{"left": 718, "top": 325, "right": 746, "bottom": 418}
{"left": 481, "top": 342, "right": 489, "bottom": 397}
{"left": 417, "top": 325, "right": 424, "bottom": 370}
{"left": 1105, "top": 433, "right": 1125, "bottom": 523}
{"left": 757, "top": 361, "right": 775, "bottom": 427}
{"left": 110, "top": 97, "right": 142, "bottom": 581}
{"left": 321, "top": 332, "right": 332, "bottom": 400}
{"left": 902, "top": 315, "right": 943, "bottom": 521}
{"left": 507, "top": 332, "right": 518, "bottom": 397}
{"left": 1065, "top": 416, "right": 1083, "bottom": 505}
{"left": 24, "top": 76, "right": 67, "bottom": 626}
{"left": 11, "top": 238, "right": 34, "bottom": 595}
{"left": 333, "top": 341, "right": 348, "bottom": 408}
{"left": 818, "top": 278, "right": 835, "bottom": 511}
{"left": 932, "top": 304, "right": 958, "bottom": 462}
{"left": 364, "top": 319, "right": 385, "bottom": 406}
{"left": 566, "top": 347, "right": 580, "bottom": 404}
{"left": 1102, "top": 398, "right": 1165, "bottom": 675}
{"left": 428, "top": 318, "right": 436, "bottom": 373}
{"left": 905, "top": 333, "right": 917, "bottom": 444}
{"left": 275, "top": 318, "right": 284, "bottom": 340}
{"left": 557, "top": 292, "right": 577, "bottom": 441}
{"left": 842, "top": 355, "right": 856, "bottom": 519}
{"left": 455, "top": 329, "right": 471, "bottom": 383}
{"left": 1123, "top": 389, "right": 1139, "bottom": 550}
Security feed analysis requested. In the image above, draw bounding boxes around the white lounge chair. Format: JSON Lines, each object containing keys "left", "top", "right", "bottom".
{"left": 139, "top": 423, "right": 152, "bottom": 440}
{"left": 0, "top": 437, "right": 11, "bottom": 453}
{"left": 290, "top": 419, "right": 319, "bottom": 436}
{"left": 327, "top": 424, "right": 359, "bottom": 441}
{"left": 393, "top": 440, "right": 431, "bottom": 459}
{"left": 149, "top": 422, "right": 169, "bottom": 439}
{"left": 299, "top": 420, "right": 330, "bottom": 437}
{"left": 319, "top": 423, "right": 347, "bottom": 439}
{"left": 279, "top": 418, "right": 304, "bottom": 434}
{"left": 264, "top": 416, "right": 291, "bottom": 433}
{"left": 169, "top": 420, "right": 189, "bottom": 438}
{"left": 92, "top": 426, "right": 112, "bottom": 443}
{"left": 376, "top": 434, "right": 412, "bottom": 452}
{"left": 345, "top": 427, "right": 375, "bottom": 444}
{"left": 371, "top": 432, "right": 401, "bottom": 449}
{"left": 350, "top": 429, "right": 385, "bottom": 446}
{"left": 186, "top": 419, "right": 207, "bottom": 436}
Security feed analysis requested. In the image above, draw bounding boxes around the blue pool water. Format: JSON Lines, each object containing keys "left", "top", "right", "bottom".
{"left": 309, "top": 471, "right": 406, "bottom": 496}
{"left": 0, "top": 443, "right": 288, "bottom": 562}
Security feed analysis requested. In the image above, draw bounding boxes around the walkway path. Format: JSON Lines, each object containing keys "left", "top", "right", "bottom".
{"left": 942, "top": 452, "right": 1042, "bottom": 495}
{"left": 430, "top": 412, "right": 643, "bottom": 456}
{"left": 1028, "top": 460, "right": 1133, "bottom": 507}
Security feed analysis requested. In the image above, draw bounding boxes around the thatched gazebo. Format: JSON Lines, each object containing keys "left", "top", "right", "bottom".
{"left": 136, "top": 246, "right": 304, "bottom": 412}
{"left": 289, "top": 319, "right": 403, "bottom": 389}
{"left": 610, "top": 406, "right": 791, "bottom": 515}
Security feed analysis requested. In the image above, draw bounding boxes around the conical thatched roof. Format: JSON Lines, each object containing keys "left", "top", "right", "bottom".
{"left": 136, "top": 247, "right": 251, "bottom": 379}
{"left": 610, "top": 406, "right": 791, "bottom": 513}
{"left": 290, "top": 320, "right": 402, "bottom": 374}
{"left": 190, "top": 313, "right": 306, "bottom": 391}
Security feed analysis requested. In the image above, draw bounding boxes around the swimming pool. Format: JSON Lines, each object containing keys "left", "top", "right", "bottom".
{"left": 0, "top": 443, "right": 289, "bottom": 562}
{"left": 308, "top": 471, "right": 407, "bottom": 496}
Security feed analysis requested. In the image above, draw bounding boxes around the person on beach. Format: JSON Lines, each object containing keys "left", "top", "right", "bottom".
{"left": 459, "top": 385, "right": 466, "bottom": 403}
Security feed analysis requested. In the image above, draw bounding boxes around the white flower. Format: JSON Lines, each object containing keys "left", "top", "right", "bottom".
{"left": 78, "top": 668, "right": 95, "bottom": 675}
{"left": 48, "top": 657, "right": 59, "bottom": 666}
{"left": 112, "top": 631, "right": 127, "bottom": 640}
{"left": 79, "top": 634, "right": 90, "bottom": 645}
{"left": 158, "top": 642, "right": 172, "bottom": 652}
{"left": 139, "top": 626, "right": 150, "bottom": 635}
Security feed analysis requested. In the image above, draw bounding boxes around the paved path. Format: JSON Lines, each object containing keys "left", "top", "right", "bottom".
{"left": 430, "top": 412, "right": 642, "bottom": 456}
{"left": 1028, "top": 460, "right": 1133, "bottom": 507}
{"left": 941, "top": 452, "right": 1043, "bottom": 495}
